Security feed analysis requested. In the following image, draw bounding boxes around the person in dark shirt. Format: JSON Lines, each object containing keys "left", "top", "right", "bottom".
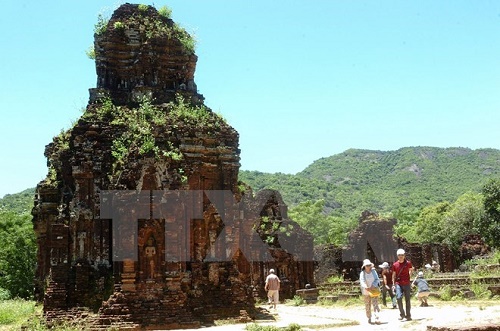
{"left": 392, "top": 248, "right": 414, "bottom": 321}
{"left": 379, "top": 261, "right": 396, "bottom": 309}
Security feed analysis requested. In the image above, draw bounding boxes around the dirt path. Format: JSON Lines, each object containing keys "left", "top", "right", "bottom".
{"left": 176, "top": 301, "right": 500, "bottom": 331}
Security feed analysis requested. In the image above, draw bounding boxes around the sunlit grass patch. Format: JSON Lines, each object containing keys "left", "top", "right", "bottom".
{"left": 0, "top": 299, "right": 37, "bottom": 326}
{"left": 301, "top": 321, "right": 359, "bottom": 329}
{"left": 245, "top": 323, "right": 301, "bottom": 331}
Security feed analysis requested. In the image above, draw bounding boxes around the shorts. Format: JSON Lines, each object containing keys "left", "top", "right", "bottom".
{"left": 268, "top": 290, "right": 279, "bottom": 304}
{"left": 416, "top": 291, "right": 430, "bottom": 299}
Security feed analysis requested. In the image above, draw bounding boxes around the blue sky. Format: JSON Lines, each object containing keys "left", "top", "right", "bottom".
{"left": 1, "top": 0, "right": 500, "bottom": 198}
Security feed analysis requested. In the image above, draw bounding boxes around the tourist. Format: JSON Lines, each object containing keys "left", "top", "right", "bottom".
{"left": 265, "top": 269, "right": 281, "bottom": 309}
{"left": 359, "top": 259, "right": 381, "bottom": 324}
{"left": 379, "top": 261, "right": 397, "bottom": 309}
{"left": 431, "top": 260, "right": 440, "bottom": 273}
{"left": 412, "top": 271, "right": 431, "bottom": 307}
{"left": 392, "top": 248, "right": 414, "bottom": 321}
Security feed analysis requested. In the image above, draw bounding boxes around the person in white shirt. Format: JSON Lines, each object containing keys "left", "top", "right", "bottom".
{"left": 360, "top": 259, "right": 381, "bottom": 324}
{"left": 265, "top": 269, "right": 281, "bottom": 309}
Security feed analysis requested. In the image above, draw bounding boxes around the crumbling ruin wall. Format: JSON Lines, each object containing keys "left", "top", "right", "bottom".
{"left": 313, "top": 244, "right": 342, "bottom": 284}
{"left": 313, "top": 211, "right": 462, "bottom": 280}
{"left": 459, "top": 234, "right": 491, "bottom": 262}
{"left": 246, "top": 189, "right": 315, "bottom": 299}
{"left": 342, "top": 210, "right": 399, "bottom": 268}
{"left": 397, "top": 238, "right": 456, "bottom": 273}
{"left": 32, "top": 4, "right": 313, "bottom": 329}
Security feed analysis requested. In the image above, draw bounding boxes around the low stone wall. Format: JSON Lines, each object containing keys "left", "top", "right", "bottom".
{"left": 295, "top": 288, "right": 319, "bottom": 304}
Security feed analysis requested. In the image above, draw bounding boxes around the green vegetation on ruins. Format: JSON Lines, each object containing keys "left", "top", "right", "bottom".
{"left": 91, "top": 4, "right": 196, "bottom": 55}
{"left": 63, "top": 94, "right": 227, "bottom": 187}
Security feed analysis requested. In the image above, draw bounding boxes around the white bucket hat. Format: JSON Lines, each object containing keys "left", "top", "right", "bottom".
{"left": 378, "top": 262, "right": 389, "bottom": 269}
{"left": 361, "top": 259, "right": 374, "bottom": 268}
{"left": 397, "top": 248, "right": 405, "bottom": 255}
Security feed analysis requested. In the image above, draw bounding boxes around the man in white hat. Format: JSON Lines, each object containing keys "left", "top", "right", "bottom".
{"left": 431, "top": 260, "right": 440, "bottom": 273}
{"left": 392, "top": 248, "right": 414, "bottom": 321}
{"left": 265, "top": 269, "right": 281, "bottom": 309}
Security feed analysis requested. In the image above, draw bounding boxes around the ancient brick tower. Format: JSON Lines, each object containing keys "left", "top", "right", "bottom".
{"left": 32, "top": 4, "right": 313, "bottom": 329}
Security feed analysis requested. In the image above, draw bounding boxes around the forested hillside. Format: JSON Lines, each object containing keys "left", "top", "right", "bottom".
{"left": 0, "top": 188, "right": 36, "bottom": 299}
{"left": 239, "top": 147, "right": 500, "bottom": 219}
{"left": 0, "top": 188, "right": 35, "bottom": 214}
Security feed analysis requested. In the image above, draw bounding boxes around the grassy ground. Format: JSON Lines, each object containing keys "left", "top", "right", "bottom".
{"left": 0, "top": 299, "right": 39, "bottom": 330}
{"left": 0, "top": 300, "right": 87, "bottom": 331}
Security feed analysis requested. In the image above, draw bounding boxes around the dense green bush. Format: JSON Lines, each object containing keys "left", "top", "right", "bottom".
{"left": 0, "top": 211, "right": 36, "bottom": 299}
{"left": 288, "top": 295, "right": 305, "bottom": 306}
{"left": 481, "top": 178, "right": 500, "bottom": 247}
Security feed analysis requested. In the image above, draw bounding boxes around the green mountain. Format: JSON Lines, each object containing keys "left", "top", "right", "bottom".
{"left": 0, "top": 188, "right": 35, "bottom": 215}
{"left": 239, "top": 147, "right": 500, "bottom": 219}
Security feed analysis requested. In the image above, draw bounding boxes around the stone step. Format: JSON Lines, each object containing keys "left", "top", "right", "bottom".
{"left": 488, "top": 285, "right": 500, "bottom": 296}
{"left": 427, "top": 275, "right": 500, "bottom": 286}
{"left": 431, "top": 272, "right": 471, "bottom": 278}
{"left": 427, "top": 277, "right": 472, "bottom": 286}
{"left": 473, "top": 264, "right": 500, "bottom": 273}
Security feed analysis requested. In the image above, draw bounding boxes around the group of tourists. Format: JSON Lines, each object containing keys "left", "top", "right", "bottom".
{"left": 360, "top": 248, "right": 431, "bottom": 325}
{"left": 263, "top": 248, "right": 431, "bottom": 325}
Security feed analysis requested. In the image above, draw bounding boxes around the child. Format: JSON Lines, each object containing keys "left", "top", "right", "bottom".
{"left": 412, "top": 271, "right": 430, "bottom": 307}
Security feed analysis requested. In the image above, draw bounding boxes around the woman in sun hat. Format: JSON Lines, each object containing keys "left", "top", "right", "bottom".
{"left": 359, "top": 259, "right": 381, "bottom": 324}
